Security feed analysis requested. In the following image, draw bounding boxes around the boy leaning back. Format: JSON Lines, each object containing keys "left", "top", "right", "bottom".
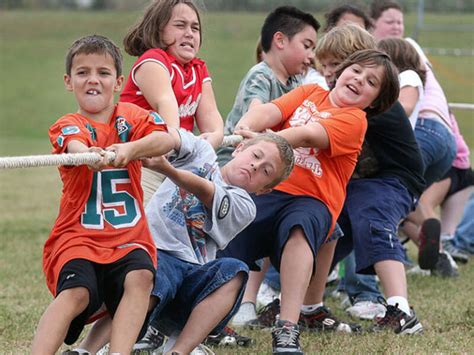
{"left": 31, "top": 35, "right": 174, "bottom": 355}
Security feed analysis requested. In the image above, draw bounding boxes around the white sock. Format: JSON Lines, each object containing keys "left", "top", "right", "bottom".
{"left": 387, "top": 296, "right": 410, "bottom": 315}
{"left": 301, "top": 302, "right": 324, "bottom": 314}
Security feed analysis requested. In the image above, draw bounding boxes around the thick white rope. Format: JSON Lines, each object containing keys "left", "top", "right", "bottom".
{"left": 0, "top": 135, "right": 243, "bottom": 170}
{"left": 0, "top": 151, "right": 116, "bottom": 169}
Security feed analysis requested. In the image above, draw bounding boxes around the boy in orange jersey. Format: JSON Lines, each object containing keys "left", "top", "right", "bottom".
{"left": 31, "top": 35, "right": 174, "bottom": 355}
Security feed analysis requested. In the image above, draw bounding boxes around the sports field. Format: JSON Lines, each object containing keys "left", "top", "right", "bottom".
{"left": 0, "top": 10, "right": 473, "bottom": 353}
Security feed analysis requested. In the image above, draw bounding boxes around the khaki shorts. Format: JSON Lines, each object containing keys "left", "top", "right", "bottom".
{"left": 141, "top": 167, "right": 166, "bottom": 206}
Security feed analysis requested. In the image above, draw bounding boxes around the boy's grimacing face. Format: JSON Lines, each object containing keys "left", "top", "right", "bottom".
{"left": 64, "top": 53, "right": 123, "bottom": 119}
{"left": 227, "top": 141, "right": 284, "bottom": 195}
{"left": 280, "top": 25, "right": 317, "bottom": 76}
{"left": 318, "top": 56, "right": 342, "bottom": 89}
{"left": 330, "top": 63, "right": 384, "bottom": 110}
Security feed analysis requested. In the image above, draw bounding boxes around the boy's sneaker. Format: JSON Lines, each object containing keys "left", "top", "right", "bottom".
{"left": 257, "top": 282, "right": 280, "bottom": 310}
{"left": 442, "top": 240, "right": 469, "bottom": 264}
{"left": 133, "top": 325, "right": 166, "bottom": 353}
{"left": 432, "top": 251, "right": 459, "bottom": 278}
{"left": 272, "top": 319, "right": 303, "bottom": 355}
{"left": 371, "top": 304, "right": 423, "bottom": 334}
{"left": 190, "top": 343, "right": 215, "bottom": 355}
{"left": 248, "top": 298, "right": 281, "bottom": 329}
{"left": 418, "top": 218, "right": 440, "bottom": 270}
{"left": 346, "top": 301, "right": 386, "bottom": 320}
{"left": 230, "top": 301, "right": 257, "bottom": 326}
{"left": 61, "top": 351, "right": 91, "bottom": 355}
{"left": 204, "top": 326, "right": 253, "bottom": 347}
{"left": 298, "top": 305, "right": 361, "bottom": 333}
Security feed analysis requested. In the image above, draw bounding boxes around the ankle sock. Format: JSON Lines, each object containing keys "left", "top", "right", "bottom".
{"left": 387, "top": 296, "right": 410, "bottom": 315}
{"left": 301, "top": 302, "right": 323, "bottom": 314}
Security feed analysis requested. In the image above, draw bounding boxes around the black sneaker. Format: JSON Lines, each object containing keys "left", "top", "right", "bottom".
{"left": 248, "top": 298, "right": 281, "bottom": 329}
{"left": 371, "top": 304, "right": 423, "bottom": 334}
{"left": 204, "top": 326, "right": 253, "bottom": 347}
{"left": 298, "top": 305, "right": 361, "bottom": 333}
{"left": 418, "top": 218, "right": 440, "bottom": 270}
{"left": 272, "top": 319, "right": 303, "bottom": 355}
{"left": 432, "top": 251, "right": 459, "bottom": 278}
{"left": 132, "top": 325, "right": 166, "bottom": 354}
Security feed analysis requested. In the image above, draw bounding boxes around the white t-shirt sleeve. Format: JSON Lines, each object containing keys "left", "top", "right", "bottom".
{"left": 399, "top": 70, "right": 424, "bottom": 130}
{"left": 203, "top": 185, "right": 256, "bottom": 250}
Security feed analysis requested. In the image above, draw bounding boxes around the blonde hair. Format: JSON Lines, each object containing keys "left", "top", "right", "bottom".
{"left": 316, "top": 24, "right": 376, "bottom": 63}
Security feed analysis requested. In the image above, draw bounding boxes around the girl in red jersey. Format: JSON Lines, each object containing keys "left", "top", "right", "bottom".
{"left": 120, "top": 0, "right": 224, "bottom": 204}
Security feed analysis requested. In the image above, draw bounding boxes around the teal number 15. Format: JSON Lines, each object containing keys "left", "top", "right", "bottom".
{"left": 81, "top": 169, "right": 141, "bottom": 229}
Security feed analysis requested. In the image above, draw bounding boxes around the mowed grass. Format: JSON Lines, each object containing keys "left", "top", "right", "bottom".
{"left": 0, "top": 10, "right": 473, "bottom": 354}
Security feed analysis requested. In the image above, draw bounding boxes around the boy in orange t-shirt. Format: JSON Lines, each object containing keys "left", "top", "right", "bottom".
{"left": 32, "top": 35, "right": 174, "bottom": 355}
{"left": 219, "top": 49, "right": 399, "bottom": 354}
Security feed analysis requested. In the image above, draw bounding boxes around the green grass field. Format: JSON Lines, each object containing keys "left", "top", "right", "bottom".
{"left": 0, "top": 10, "right": 473, "bottom": 354}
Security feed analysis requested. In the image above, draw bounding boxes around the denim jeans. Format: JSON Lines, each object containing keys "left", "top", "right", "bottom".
{"left": 453, "top": 192, "right": 474, "bottom": 254}
{"left": 149, "top": 250, "right": 248, "bottom": 335}
{"left": 415, "top": 118, "right": 456, "bottom": 186}
{"left": 338, "top": 251, "right": 382, "bottom": 304}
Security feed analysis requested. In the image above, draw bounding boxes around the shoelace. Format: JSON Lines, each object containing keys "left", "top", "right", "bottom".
{"left": 142, "top": 326, "right": 162, "bottom": 343}
{"left": 377, "top": 304, "right": 402, "bottom": 325}
{"left": 274, "top": 325, "right": 300, "bottom": 347}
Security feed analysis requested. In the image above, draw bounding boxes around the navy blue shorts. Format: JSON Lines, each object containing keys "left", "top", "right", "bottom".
{"left": 218, "top": 190, "right": 332, "bottom": 272}
{"left": 150, "top": 250, "right": 249, "bottom": 335}
{"left": 333, "top": 178, "right": 415, "bottom": 274}
{"left": 57, "top": 249, "right": 155, "bottom": 345}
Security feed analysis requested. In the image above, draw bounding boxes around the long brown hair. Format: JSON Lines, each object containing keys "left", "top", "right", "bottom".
{"left": 123, "top": 0, "right": 202, "bottom": 57}
{"left": 377, "top": 38, "right": 426, "bottom": 85}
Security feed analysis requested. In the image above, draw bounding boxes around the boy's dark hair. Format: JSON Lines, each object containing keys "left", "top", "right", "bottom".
{"left": 65, "top": 34, "right": 123, "bottom": 76}
{"left": 370, "top": 0, "right": 403, "bottom": 20}
{"left": 324, "top": 3, "right": 372, "bottom": 32}
{"left": 334, "top": 49, "right": 400, "bottom": 117}
{"left": 124, "top": 0, "right": 202, "bottom": 57}
{"left": 378, "top": 38, "right": 426, "bottom": 85}
{"left": 260, "top": 6, "right": 320, "bottom": 53}
{"left": 242, "top": 133, "right": 294, "bottom": 188}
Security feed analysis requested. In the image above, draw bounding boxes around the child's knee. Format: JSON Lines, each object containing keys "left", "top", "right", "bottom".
{"left": 125, "top": 269, "right": 154, "bottom": 292}
{"left": 59, "top": 287, "right": 90, "bottom": 310}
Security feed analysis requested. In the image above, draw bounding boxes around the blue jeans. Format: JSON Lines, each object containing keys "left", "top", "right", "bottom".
{"left": 338, "top": 252, "right": 382, "bottom": 304}
{"left": 150, "top": 250, "right": 248, "bottom": 335}
{"left": 453, "top": 192, "right": 474, "bottom": 254}
{"left": 415, "top": 118, "right": 456, "bottom": 186}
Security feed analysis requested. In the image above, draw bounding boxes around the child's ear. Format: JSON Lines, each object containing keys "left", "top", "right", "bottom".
{"left": 255, "top": 187, "right": 272, "bottom": 196}
{"left": 64, "top": 74, "right": 73, "bottom": 91}
{"left": 273, "top": 31, "right": 287, "bottom": 50}
{"left": 231, "top": 142, "right": 245, "bottom": 157}
{"left": 114, "top": 75, "right": 124, "bottom": 92}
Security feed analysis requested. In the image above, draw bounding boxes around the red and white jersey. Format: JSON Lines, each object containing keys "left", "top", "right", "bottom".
{"left": 120, "top": 48, "right": 211, "bottom": 131}
{"left": 45, "top": 102, "right": 167, "bottom": 295}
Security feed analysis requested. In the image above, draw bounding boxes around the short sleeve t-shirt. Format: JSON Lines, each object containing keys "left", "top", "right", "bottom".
{"left": 399, "top": 69, "right": 424, "bottom": 129}
{"left": 217, "top": 61, "right": 301, "bottom": 166}
{"left": 120, "top": 48, "right": 211, "bottom": 131}
{"left": 272, "top": 84, "right": 367, "bottom": 234}
{"left": 146, "top": 130, "right": 256, "bottom": 265}
{"left": 45, "top": 102, "right": 167, "bottom": 295}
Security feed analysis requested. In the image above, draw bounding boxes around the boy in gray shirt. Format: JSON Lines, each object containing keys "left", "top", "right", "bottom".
{"left": 139, "top": 129, "right": 294, "bottom": 354}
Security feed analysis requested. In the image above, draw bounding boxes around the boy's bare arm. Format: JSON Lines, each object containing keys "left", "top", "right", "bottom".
{"left": 66, "top": 140, "right": 108, "bottom": 171}
{"left": 196, "top": 81, "right": 224, "bottom": 149}
{"left": 277, "top": 122, "right": 329, "bottom": 150}
{"left": 235, "top": 103, "right": 282, "bottom": 133}
{"left": 107, "top": 130, "right": 176, "bottom": 168}
{"left": 143, "top": 156, "right": 215, "bottom": 208}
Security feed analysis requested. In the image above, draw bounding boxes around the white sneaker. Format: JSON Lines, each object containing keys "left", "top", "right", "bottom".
{"left": 191, "top": 343, "right": 215, "bottom": 355}
{"left": 256, "top": 282, "right": 280, "bottom": 310}
{"left": 230, "top": 301, "right": 257, "bottom": 326}
{"left": 346, "top": 301, "right": 386, "bottom": 320}
{"left": 163, "top": 335, "right": 215, "bottom": 355}
{"left": 407, "top": 265, "right": 431, "bottom": 276}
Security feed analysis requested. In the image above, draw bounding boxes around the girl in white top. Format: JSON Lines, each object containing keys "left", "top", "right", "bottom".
{"left": 378, "top": 38, "right": 425, "bottom": 129}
